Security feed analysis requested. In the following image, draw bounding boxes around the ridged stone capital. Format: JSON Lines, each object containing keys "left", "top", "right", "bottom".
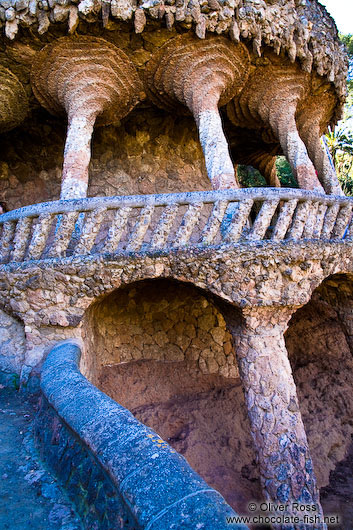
{"left": 0, "top": 66, "right": 28, "bottom": 133}
{"left": 145, "top": 34, "right": 251, "bottom": 190}
{"left": 31, "top": 36, "right": 143, "bottom": 199}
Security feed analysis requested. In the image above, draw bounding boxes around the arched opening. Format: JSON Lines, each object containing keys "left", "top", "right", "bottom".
{"left": 285, "top": 273, "right": 353, "bottom": 527}
{"left": 81, "top": 279, "right": 261, "bottom": 513}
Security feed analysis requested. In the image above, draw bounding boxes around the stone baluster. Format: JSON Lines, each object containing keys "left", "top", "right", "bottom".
{"left": 27, "top": 214, "right": 55, "bottom": 260}
{"left": 321, "top": 203, "right": 340, "bottom": 240}
{"left": 11, "top": 217, "right": 32, "bottom": 262}
{"left": 225, "top": 305, "right": 326, "bottom": 529}
{"left": 48, "top": 212, "right": 79, "bottom": 258}
{"left": 0, "top": 220, "right": 16, "bottom": 263}
{"left": 331, "top": 203, "right": 353, "bottom": 239}
{"left": 312, "top": 204, "right": 328, "bottom": 239}
{"left": 103, "top": 207, "right": 132, "bottom": 254}
{"left": 151, "top": 204, "right": 179, "bottom": 250}
{"left": 144, "top": 34, "right": 250, "bottom": 190}
{"left": 287, "top": 201, "right": 311, "bottom": 240}
{"left": 223, "top": 199, "right": 253, "bottom": 243}
{"left": 303, "top": 201, "right": 320, "bottom": 239}
{"left": 200, "top": 200, "right": 229, "bottom": 245}
{"left": 174, "top": 202, "right": 203, "bottom": 247}
{"left": 31, "top": 37, "right": 143, "bottom": 200}
{"left": 271, "top": 199, "right": 298, "bottom": 241}
{"left": 126, "top": 205, "right": 154, "bottom": 252}
{"left": 247, "top": 199, "right": 279, "bottom": 241}
{"left": 73, "top": 208, "right": 107, "bottom": 256}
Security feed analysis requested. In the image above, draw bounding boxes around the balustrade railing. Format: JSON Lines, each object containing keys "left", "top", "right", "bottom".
{"left": 0, "top": 188, "right": 352, "bottom": 265}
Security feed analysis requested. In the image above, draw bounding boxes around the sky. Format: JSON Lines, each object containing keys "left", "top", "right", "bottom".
{"left": 319, "top": 0, "right": 353, "bottom": 35}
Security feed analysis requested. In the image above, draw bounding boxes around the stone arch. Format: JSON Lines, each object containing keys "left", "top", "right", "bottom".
{"left": 81, "top": 277, "right": 262, "bottom": 514}
{"left": 285, "top": 272, "right": 353, "bottom": 526}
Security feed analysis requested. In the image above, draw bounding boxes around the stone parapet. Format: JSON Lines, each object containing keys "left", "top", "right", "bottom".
{"left": 37, "top": 339, "right": 246, "bottom": 529}
{"left": 0, "top": 189, "right": 352, "bottom": 266}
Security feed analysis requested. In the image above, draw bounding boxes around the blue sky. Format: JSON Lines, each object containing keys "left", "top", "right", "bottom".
{"left": 319, "top": 0, "right": 353, "bottom": 35}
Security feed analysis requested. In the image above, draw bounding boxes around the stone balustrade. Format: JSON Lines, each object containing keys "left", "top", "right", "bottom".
{"left": 0, "top": 188, "right": 352, "bottom": 266}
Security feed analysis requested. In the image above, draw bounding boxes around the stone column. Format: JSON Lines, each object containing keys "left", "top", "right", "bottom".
{"left": 228, "top": 306, "right": 326, "bottom": 529}
{"left": 144, "top": 34, "right": 251, "bottom": 190}
{"left": 60, "top": 109, "right": 98, "bottom": 199}
{"left": 31, "top": 36, "right": 143, "bottom": 200}
{"left": 269, "top": 109, "right": 324, "bottom": 193}
{"left": 227, "top": 58, "right": 325, "bottom": 193}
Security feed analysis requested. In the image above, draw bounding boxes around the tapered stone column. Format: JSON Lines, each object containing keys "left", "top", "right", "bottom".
{"left": 145, "top": 34, "right": 250, "bottom": 190}
{"left": 226, "top": 306, "right": 326, "bottom": 529}
{"left": 227, "top": 56, "right": 326, "bottom": 194}
{"left": 296, "top": 91, "right": 343, "bottom": 196}
{"left": 31, "top": 37, "right": 143, "bottom": 199}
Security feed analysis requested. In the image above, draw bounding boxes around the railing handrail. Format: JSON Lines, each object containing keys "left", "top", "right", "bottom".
{"left": 1, "top": 188, "right": 352, "bottom": 223}
{"left": 1, "top": 188, "right": 352, "bottom": 266}
{"left": 40, "top": 340, "right": 245, "bottom": 529}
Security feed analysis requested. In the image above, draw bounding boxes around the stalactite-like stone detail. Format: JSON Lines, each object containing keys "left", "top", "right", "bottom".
{"left": 0, "top": 66, "right": 28, "bottom": 133}
{"left": 145, "top": 34, "right": 250, "bottom": 190}
{"left": 226, "top": 306, "right": 326, "bottom": 527}
{"left": 1, "top": 0, "right": 348, "bottom": 117}
{"left": 31, "top": 36, "right": 143, "bottom": 199}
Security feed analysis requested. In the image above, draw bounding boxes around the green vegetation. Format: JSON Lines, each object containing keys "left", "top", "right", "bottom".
{"left": 324, "top": 34, "right": 353, "bottom": 195}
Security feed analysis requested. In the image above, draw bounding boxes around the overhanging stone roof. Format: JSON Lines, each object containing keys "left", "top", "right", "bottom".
{"left": 0, "top": 0, "right": 348, "bottom": 112}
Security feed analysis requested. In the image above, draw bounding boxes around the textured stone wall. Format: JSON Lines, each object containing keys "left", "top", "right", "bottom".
{"left": 81, "top": 280, "right": 261, "bottom": 514}
{"left": 0, "top": 110, "right": 208, "bottom": 210}
{"left": 0, "top": 307, "right": 25, "bottom": 386}
{"left": 82, "top": 280, "right": 238, "bottom": 380}
{"left": 0, "top": 240, "right": 352, "bottom": 374}
{"left": 36, "top": 397, "right": 135, "bottom": 530}
{"left": 286, "top": 274, "right": 353, "bottom": 491}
